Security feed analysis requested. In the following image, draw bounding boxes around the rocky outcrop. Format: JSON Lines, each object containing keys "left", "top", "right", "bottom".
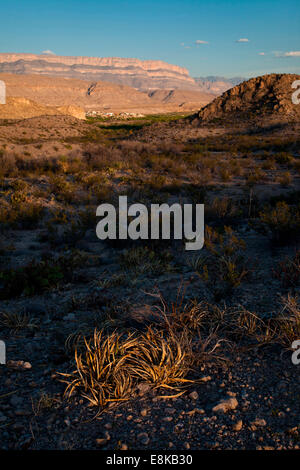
{"left": 197, "top": 73, "right": 300, "bottom": 122}
{"left": 148, "top": 88, "right": 215, "bottom": 110}
{"left": 0, "top": 53, "right": 198, "bottom": 91}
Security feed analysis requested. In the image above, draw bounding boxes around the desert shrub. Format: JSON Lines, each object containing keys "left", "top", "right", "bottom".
{"left": 119, "top": 246, "right": 174, "bottom": 276}
{"left": 246, "top": 167, "right": 266, "bottom": 186}
{"left": 262, "top": 158, "right": 276, "bottom": 170}
{"left": 275, "top": 152, "right": 293, "bottom": 165}
{"left": 0, "top": 310, "right": 37, "bottom": 332}
{"left": 46, "top": 220, "right": 86, "bottom": 248}
{"left": 0, "top": 190, "right": 44, "bottom": 229}
{"left": 278, "top": 171, "right": 292, "bottom": 187}
{"left": 0, "top": 251, "right": 86, "bottom": 299}
{"left": 206, "top": 197, "right": 242, "bottom": 222}
{"left": 259, "top": 201, "right": 300, "bottom": 243}
{"left": 49, "top": 175, "right": 78, "bottom": 203}
{"left": 219, "top": 165, "right": 232, "bottom": 182}
{"left": 188, "top": 226, "right": 249, "bottom": 297}
{"left": 83, "top": 144, "right": 123, "bottom": 171}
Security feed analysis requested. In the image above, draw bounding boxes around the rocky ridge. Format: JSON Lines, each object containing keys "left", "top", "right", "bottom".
{"left": 197, "top": 73, "right": 300, "bottom": 122}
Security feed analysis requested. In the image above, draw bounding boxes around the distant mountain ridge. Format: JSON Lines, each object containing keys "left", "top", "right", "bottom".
{"left": 0, "top": 53, "right": 199, "bottom": 91}
{"left": 194, "top": 76, "right": 246, "bottom": 95}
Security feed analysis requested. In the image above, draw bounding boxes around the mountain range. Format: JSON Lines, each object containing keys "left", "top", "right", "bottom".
{"left": 0, "top": 53, "right": 245, "bottom": 95}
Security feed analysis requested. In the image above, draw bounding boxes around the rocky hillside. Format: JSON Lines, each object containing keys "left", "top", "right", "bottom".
{"left": 0, "top": 97, "right": 86, "bottom": 120}
{"left": 197, "top": 73, "right": 300, "bottom": 122}
{"left": 148, "top": 89, "right": 215, "bottom": 108}
{"left": 0, "top": 53, "right": 198, "bottom": 91}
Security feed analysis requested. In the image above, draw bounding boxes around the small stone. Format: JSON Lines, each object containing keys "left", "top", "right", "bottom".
{"left": 186, "top": 408, "right": 205, "bottom": 416}
{"left": 250, "top": 418, "right": 266, "bottom": 430}
{"left": 120, "top": 443, "right": 128, "bottom": 450}
{"left": 200, "top": 376, "right": 211, "bottom": 382}
{"left": 140, "top": 409, "right": 148, "bottom": 417}
{"left": 7, "top": 360, "right": 32, "bottom": 371}
{"left": 212, "top": 397, "right": 238, "bottom": 414}
{"left": 189, "top": 391, "right": 199, "bottom": 400}
{"left": 96, "top": 438, "right": 108, "bottom": 447}
{"left": 163, "top": 416, "right": 173, "bottom": 422}
{"left": 165, "top": 407, "right": 176, "bottom": 414}
{"left": 232, "top": 420, "right": 243, "bottom": 431}
{"left": 184, "top": 442, "right": 191, "bottom": 449}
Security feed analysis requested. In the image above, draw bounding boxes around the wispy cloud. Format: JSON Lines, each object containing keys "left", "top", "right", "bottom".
{"left": 236, "top": 38, "right": 249, "bottom": 43}
{"left": 274, "top": 50, "right": 300, "bottom": 58}
{"left": 258, "top": 52, "right": 265, "bottom": 56}
{"left": 282, "top": 51, "right": 300, "bottom": 57}
{"left": 42, "top": 50, "right": 56, "bottom": 55}
{"left": 180, "top": 40, "right": 208, "bottom": 49}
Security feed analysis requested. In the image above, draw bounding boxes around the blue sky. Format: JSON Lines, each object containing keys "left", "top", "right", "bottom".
{"left": 0, "top": 0, "right": 299, "bottom": 78}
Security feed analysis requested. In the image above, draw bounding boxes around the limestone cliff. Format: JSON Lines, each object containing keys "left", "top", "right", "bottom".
{"left": 0, "top": 53, "right": 198, "bottom": 91}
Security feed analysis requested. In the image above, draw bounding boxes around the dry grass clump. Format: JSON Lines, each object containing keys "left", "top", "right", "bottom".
{"left": 127, "top": 327, "right": 193, "bottom": 390}
{"left": 272, "top": 295, "right": 300, "bottom": 347}
{"left": 119, "top": 246, "right": 174, "bottom": 276}
{"left": 61, "top": 326, "right": 194, "bottom": 407}
{"left": 32, "top": 393, "right": 60, "bottom": 416}
{"left": 61, "top": 330, "right": 138, "bottom": 407}
{"left": 0, "top": 310, "right": 37, "bottom": 332}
